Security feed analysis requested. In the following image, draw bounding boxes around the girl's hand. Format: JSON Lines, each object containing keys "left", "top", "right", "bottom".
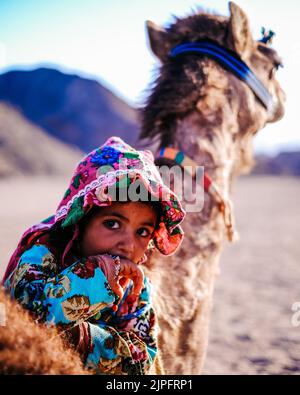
{"left": 88, "top": 254, "right": 144, "bottom": 301}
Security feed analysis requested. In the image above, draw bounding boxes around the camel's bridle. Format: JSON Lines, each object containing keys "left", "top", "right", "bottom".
{"left": 169, "top": 40, "right": 275, "bottom": 115}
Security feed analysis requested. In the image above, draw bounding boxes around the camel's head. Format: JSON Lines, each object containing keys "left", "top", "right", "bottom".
{"left": 143, "top": 2, "right": 285, "bottom": 173}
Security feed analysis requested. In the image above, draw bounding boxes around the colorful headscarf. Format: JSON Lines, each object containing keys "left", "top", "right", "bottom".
{"left": 2, "top": 137, "right": 186, "bottom": 284}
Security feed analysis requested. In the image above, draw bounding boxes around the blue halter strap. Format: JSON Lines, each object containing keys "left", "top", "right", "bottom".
{"left": 170, "top": 41, "right": 275, "bottom": 115}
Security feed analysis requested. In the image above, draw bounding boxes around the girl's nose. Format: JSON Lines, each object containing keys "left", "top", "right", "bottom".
{"left": 117, "top": 232, "right": 135, "bottom": 258}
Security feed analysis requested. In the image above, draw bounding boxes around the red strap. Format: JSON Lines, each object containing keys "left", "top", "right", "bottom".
{"left": 203, "top": 172, "right": 212, "bottom": 192}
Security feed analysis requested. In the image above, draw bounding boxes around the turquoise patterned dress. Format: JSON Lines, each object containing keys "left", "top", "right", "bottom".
{"left": 4, "top": 243, "right": 157, "bottom": 375}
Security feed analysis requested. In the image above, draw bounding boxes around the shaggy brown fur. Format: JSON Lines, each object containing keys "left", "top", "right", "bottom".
{"left": 138, "top": 2, "right": 285, "bottom": 374}
{"left": 0, "top": 288, "right": 90, "bottom": 374}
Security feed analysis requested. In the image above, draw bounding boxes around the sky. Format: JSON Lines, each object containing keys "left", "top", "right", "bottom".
{"left": 0, "top": 0, "right": 299, "bottom": 155}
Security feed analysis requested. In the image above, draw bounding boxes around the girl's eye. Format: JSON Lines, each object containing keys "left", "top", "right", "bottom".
{"left": 138, "top": 228, "right": 151, "bottom": 237}
{"left": 104, "top": 220, "right": 120, "bottom": 229}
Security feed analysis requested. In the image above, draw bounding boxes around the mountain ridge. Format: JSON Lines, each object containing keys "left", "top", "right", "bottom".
{"left": 0, "top": 67, "right": 139, "bottom": 153}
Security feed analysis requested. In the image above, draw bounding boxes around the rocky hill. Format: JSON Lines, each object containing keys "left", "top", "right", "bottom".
{"left": 253, "top": 151, "right": 300, "bottom": 176}
{"left": 0, "top": 67, "right": 139, "bottom": 152}
{"left": 0, "top": 103, "right": 83, "bottom": 178}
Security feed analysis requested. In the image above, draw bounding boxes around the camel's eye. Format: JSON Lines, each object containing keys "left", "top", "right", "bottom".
{"left": 258, "top": 44, "right": 283, "bottom": 79}
{"left": 269, "top": 61, "right": 283, "bottom": 79}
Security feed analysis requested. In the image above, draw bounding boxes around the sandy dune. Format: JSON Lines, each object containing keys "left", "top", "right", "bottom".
{"left": 0, "top": 175, "right": 299, "bottom": 374}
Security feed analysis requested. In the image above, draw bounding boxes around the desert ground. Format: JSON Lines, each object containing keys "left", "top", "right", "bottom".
{"left": 0, "top": 175, "right": 299, "bottom": 375}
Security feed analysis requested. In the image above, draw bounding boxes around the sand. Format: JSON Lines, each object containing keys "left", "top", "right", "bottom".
{"left": 0, "top": 175, "right": 299, "bottom": 375}
{"left": 203, "top": 176, "right": 300, "bottom": 375}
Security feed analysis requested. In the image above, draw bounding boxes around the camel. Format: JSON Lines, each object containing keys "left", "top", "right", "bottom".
{"left": 0, "top": 2, "right": 285, "bottom": 375}
{"left": 138, "top": 1, "right": 285, "bottom": 374}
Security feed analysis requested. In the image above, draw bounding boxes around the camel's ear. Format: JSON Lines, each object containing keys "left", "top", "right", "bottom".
{"left": 146, "top": 20, "right": 170, "bottom": 61}
{"left": 228, "top": 2, "right": 252, "bottom": 57}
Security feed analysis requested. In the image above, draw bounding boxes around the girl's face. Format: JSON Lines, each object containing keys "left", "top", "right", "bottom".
{"left": 79, "top": 202, "right": 158, "bottom": 265}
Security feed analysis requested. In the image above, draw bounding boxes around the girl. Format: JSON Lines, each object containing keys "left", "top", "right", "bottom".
{"left": 2, "top": 136, "right": 185, "bottom": 375}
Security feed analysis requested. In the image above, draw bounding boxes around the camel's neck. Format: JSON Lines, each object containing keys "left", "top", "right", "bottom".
{"left": 145, "top": 106, "right": 235, "bottom": 358}
{"left": 145, "top": 105, "right": 237, "bottom": 348}
{"left": 175, "top": 111, "right": 236, "bottom": 196}
{"left": 171, "top": 109, "right": 237, "bottom": 261}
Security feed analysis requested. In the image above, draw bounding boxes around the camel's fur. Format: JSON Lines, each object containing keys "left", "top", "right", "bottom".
{"left": 0, "top": 2, "right": 285, "bottom": 375}
{"left": 138, "top": 2, "right": 285, "bottom": 374}
{"left": 0, "top": 288, "right": 90, "bottom": 374}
